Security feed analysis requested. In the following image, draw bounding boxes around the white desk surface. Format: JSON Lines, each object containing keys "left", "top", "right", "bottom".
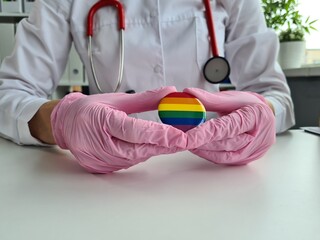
{"left": 0, "top": 130, "right": 319, "bottom": 240}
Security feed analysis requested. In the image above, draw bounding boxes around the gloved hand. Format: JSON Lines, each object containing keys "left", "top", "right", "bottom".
{"left": 183, "top": 88, "right": 276, "bottom": 165}
{"left": 51, "top": 86, "right": 187, "bottom": 173}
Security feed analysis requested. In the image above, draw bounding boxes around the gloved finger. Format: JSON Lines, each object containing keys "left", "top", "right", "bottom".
{"left": 53, "top": 86, "right": 177, "bottom": 118}
{"left": 190, "top": 133, "right": 254, "bottom": 151}
{"left": 183, "top": 88, "right": 266, "bottom": 113}
{"left": 190, "top": 139, "right": 272, "bottom": 165}
{"left": 186, "top": 104, "right": 262, "bottom": 149}
{"left": 102, "top": 137, "right": 184, "bottom": 160}
{"left": 52, "top": 92, "right": 187, "bottom": 149}
{"left": 70, "top": 139, "right": 184, "bottom": 174}
{"left": 104, "top": 107, "right": 188, "bottom": 149}
{"left": 101, "top": 86, "right": 178, "bottom": 114}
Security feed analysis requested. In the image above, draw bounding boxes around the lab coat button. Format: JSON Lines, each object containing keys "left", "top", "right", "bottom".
{"left": 150, "top": 10, "right": 157, "bottom": 18}
{"left": 154, "top": 65, "right": 162, "bottom": 74}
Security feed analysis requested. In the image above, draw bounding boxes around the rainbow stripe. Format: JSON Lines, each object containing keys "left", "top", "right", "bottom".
{"left": 158, "top": 92, "right": 206, "bottom": 132}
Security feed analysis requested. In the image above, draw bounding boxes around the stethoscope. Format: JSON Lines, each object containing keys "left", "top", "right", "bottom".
{"left": 87, "top": 0, "right": 230, "bottom": 93}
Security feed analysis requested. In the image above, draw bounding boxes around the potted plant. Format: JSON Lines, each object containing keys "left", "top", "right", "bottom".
{"left": 261, "top": 0, "right": 318, "bottom": 69}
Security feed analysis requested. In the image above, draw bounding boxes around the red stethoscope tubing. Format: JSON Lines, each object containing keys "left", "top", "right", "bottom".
{"left": 87, "top": 0, "right": 125, "bottom": 36}
{"left": 87, "top": 0, "right": 125, "bottom": 93}
{"left": 203, "top": 0, "right": 219, "bottom": 57}
{"left": 87, "top": 0, "right": 218, "bottom": 56}
{"left": 86, "top": 0, "right": 229, "bottom": 90}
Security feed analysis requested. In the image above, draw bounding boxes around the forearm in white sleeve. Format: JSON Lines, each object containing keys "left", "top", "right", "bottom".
{"left": 0, "top": 0, "right": 72, "bottom": 144}
{"left": 265, "top": 96, "right": 295, "bottom": 134}
{"left": 222, "top": 0, "right": 295, "bottom": 133}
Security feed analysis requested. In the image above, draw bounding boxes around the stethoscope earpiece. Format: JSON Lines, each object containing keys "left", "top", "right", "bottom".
{"left": 203, "top": 56, "right": 230, "bottom": 84}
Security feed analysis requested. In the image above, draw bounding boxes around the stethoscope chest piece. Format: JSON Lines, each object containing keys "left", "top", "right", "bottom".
{"left": 203, "top": 56, "right": 230, "bottom": 84}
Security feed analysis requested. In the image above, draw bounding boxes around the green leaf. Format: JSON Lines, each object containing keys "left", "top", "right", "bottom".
{"left": 261, "top": 0, "right": 318, "bottom": 41}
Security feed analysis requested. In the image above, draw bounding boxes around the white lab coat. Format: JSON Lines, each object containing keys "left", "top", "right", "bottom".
{"left": 0, "top": 0, "right": 295, "bottom": 145}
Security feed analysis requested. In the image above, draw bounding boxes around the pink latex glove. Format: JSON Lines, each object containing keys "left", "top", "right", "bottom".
{"left": 51, "top": 87, "right": 187, "bottom": 173}
{"left": 184, "top": 88, "right": 276, "bottom": 165}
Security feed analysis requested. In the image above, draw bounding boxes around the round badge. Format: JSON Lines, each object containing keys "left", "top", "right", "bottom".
{"left": 158, "top": 92, "right": 206, "bottom": 132}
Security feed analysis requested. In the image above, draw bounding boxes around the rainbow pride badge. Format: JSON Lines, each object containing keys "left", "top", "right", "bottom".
{"left": 158, "top": 92, "right": 206, "bottom": 132}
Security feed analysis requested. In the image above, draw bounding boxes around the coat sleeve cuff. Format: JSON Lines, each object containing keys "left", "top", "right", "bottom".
{"left": 265, "top": 96, "right": 287, "bottom": 134}
{"left": 17, "top": 98, "right": 52, "bottom": 146}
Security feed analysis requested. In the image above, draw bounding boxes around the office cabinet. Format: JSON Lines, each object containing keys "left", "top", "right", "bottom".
{"left": 287, "top": 77, "right": 320, "bottom": 128}
{"left": 0, "top": 22, "right": 15, "bottom": 62}
{"left": 0, "top": 0, "right": 23, "bottom": 13}
{"left": 23, "top": 0, "right": 34, "bottom": 13}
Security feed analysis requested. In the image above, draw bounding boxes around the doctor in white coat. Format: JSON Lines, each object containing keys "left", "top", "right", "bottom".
{"left": 0, "top": 0, "right": 295, "bottom": 173}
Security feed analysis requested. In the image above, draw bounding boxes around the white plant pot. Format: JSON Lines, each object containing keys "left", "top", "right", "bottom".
{"left": 278, "top": 41, "right": 306, "bottom": 69}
